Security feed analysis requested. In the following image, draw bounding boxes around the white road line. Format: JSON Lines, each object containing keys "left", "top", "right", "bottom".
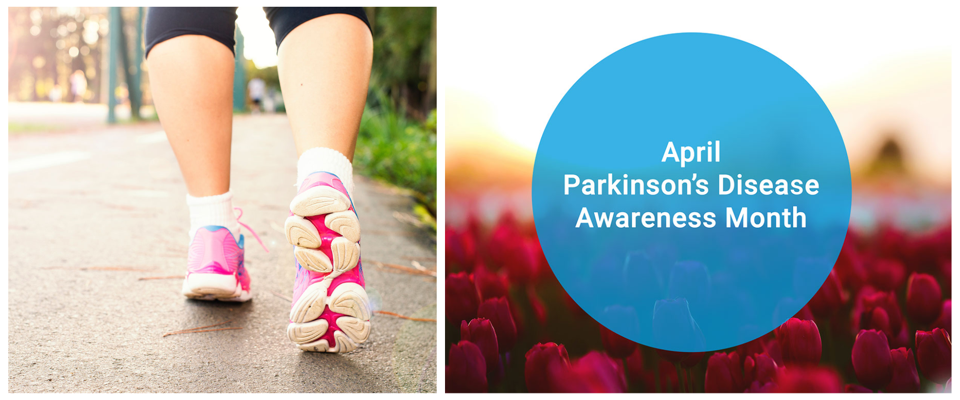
{"left": 135, "top": 131, "right": 168, "bottom": 144}
{"left": 8, "top": 151, "right": 92, "bottom": 174}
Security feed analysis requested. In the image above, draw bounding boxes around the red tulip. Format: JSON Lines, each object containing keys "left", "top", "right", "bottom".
{"left": 599, "top": 324, "right": 637, "bottom": 359}
{"left": 906, "top": 272, "right": 942, "bottom": 325}
{"left": 844, "top": 384, "right": 872, "bottom": 393}
{"left": 744, "top": 353, "right": 778, "bottom": 385}
{"left": 933, "top": 299, "right": 951, "bottom": 334}
{"left": 445, "top": 272, "right": 480, "bottom": 324}
{"left": 835, "top": 242, "right": 867, "bottom": 290}
{"left": 460, "top": 318, "right": 499, "bottom": 376}
{"left": 625, "top": 347, "right": 645, "bottom": 385}
{"left": 857, "top": 290, "right": 903, "bottom": 339}
{"left": 852, "top": 329, "right": 893, "bottom": 390}
{"left": 736, "top": 334, "right": 782, "bottom": 367}
{"left": 776, "top": 318, "right": 822, "bottom": 366}
{"left": 885, "top": 347, "right": 920, "bottom": 393}
{"left": 445, "top": 228, "right": 476, "bottom": 271}
{"left": 916, "top": 328, "right": 952, "bottom": 384}
{"left": 704, "top": 352, "right": 744, "bottom": 393}
{"left": 525, "top": 342, "right": 570, "bottom": 392}
{"left": 488, "top": 213, "right": 521, "bottom": 266}
{"left": 775, "top": 366, "right": 842, "bottom": 393}
{"left": 737, "top": 336, "right": 766, "bottom": 361}
{"left": 472, "top": 264, "right": 509, "bottom": 301}
{"left": 477, "top": 297, "right": 518, "bottom": 351}
{"left": 642, "top": 359, "right": 681, "bottom": 392}
{"left": 808, "top": 270, "right": 845, "bottom": 316}
{"left": 905, "top": 225, "right": 951, "bottom": 273}
{"left": 868, "top": 258, "right": 906, "bottom": 292}
{"left": 446, "top": 341, "right": 488, "bottom": 393}
{"left": 553, "top": 351, "right": 627, "bottom": 393}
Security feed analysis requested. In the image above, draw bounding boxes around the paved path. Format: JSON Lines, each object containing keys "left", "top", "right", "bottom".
{"left": 8, "top": 114, "right": 438, "bottom": 393}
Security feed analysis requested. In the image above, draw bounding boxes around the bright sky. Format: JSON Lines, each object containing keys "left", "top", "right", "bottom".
{"left": 236, "top": 6, "right": 277, "bottom": 69}
{"left": 444, "top": 2, "right": 954, "bottom": 154}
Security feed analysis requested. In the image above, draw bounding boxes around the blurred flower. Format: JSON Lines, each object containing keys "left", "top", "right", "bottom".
{"left": 745, "top": 381, "right": 778, "bottom": 393}
{"left": 446, "top": 228, "right": 476, "bottom": 272}
{"left": 906, "top": 272, "right": 942, "bottom": 325}
{"left": 524, "top": 342, "right": 569, "bottom": 393}
{"left": 704, "top": 352, "right": 744, "bottom": 393}
{"left": 526, "top": 287, "right": 548, "bottom": 325}
{"left": 652, "top": 298, "right": 705, "bottom": 351}
{"left": 776, "top": 318, "right": 821, "bottom": 366}
{"left": 446, "top": 341, "right": 487, "bottom": 393}
{"left": 885, "top": 347, "right": 920, "bottom": 393}
{"left": 626, "top": 349, "right": 682, "bottom": 392}
{"left": 835, "top": 241, "right": 867, "bottom": 290}
{"left": 868, "top": 258, "right": 906, "bottom": 292}
{"left": 744, "top": 353, "right": 778, "bottom": 385}
{"left": 445, "top": 272, "right": 479, "bottom": 324}
{"left": 553, "top": 351, "right": 627, "bottom": 393}
{"left": 736, "top": 338, "right": 763, "bottom": 361}
{"left": 940, "top": 260, "right": 952, "bottom": 294}
{"left": 844, "top": 384, "right": 872, "bottom": 393}
{"left": 852, "top": 329, "right": 893, "bottom": 390}
{"left": 477, "top": 297, "right": 518, "bottom": 352}
{"left": 856, "top": 290, "right": 903, "bottom": 339}
{"left": 916, "top": 328, "right": 952, "bottom": 384}
{"left": 933, "top": 299, "right": 951, "bottom": 334}
{"left": 625, "top": 347, "right": 645, "bottom": 384}
{"left": 473, "top": 264, "right": 509, "bottom": 301}
{"left": 808, "top": 270, "right": 845, "bottom": 316}
{"left": 644, "top": 359, "right": 681, "bottom": 392}
{"left": 875, "top": 224, "right": 908, "bottom": 262}
{"left": 599, "top": 324, "right": 637, "bottom": 359}
{"left": 461, "top": 318, "right": 499, "bottom": 376}
{"left": 774, "top": 366, "right": 842, "bottom": 392}
{"left": 657, "top": 349, "right": 704, "bottom": 369}
{"left": 905, "top": 224, "right": 951, "bottom": 274}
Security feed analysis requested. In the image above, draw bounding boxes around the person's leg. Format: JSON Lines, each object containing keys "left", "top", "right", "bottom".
{"left": 145, "top": 7, "right": 238, "bottom": 198}
{"left": 273, "top": 8, "right": 373, "bottom": 161}
{"left": 145, "top": 8, "right": 255, "bottom": 302}
{"left": 266, "top": 7, "right": 373, "bottom": 353}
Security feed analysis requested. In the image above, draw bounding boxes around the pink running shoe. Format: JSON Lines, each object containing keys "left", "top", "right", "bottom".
{"left": 285, "top": 172, "right": 371, "bottom": 353}
{"left": 182, "top": 208, "right": 267, "bottom": 302}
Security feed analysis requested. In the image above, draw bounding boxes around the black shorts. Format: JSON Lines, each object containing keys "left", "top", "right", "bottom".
{"left": 144, "top": 7, "right": 371, "bottom": 58}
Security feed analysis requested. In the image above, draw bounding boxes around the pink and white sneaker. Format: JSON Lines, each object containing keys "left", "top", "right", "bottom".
{"left": 284, "top": 172, "right": 371, "bottom": 353}
{"left": 182, "top": 208, "right": 267, "bottom": 302}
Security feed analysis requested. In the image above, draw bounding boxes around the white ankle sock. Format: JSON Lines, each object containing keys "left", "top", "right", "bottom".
{"left": 186, "top": 191, "right": 240, "bottom": 240}
{"left": 296, "top": 147, "right": 355, "bottom": 197}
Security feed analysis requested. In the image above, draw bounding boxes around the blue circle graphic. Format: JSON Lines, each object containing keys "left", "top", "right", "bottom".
{"left": 532, "top": 33, "right": 851, "bottom": 352}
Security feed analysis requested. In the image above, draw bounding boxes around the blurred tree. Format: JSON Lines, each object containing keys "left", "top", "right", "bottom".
{"left": 365, "top": 7, "right": 436, "bottom": 120}
{"left": 8, "top": 7, "right": 107, "bottom": 103}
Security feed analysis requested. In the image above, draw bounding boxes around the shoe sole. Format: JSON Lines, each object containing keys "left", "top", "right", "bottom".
{"left": 182, "top": 273, "right": 251, "bottom": 302}
{"left": 287, "top": 281, "right": 372, "bottom": 353}
{"left": 285, "top": 184, "right": 370, "bottom": 353}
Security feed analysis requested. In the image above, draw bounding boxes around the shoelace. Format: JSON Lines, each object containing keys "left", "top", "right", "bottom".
{"left": 234, "top": 207, "right": 269, "bottom": 253}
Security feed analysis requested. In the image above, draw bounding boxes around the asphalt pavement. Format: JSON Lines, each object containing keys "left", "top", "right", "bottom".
{"left": 7, "top": 113, "right": 438, "bottom": 393}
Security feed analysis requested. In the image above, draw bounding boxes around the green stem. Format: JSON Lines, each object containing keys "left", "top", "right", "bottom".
{"left": 675, "top": 363, "right": 685, "bottom": 393}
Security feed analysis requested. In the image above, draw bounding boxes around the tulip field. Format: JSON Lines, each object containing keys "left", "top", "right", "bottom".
{"left": 445, "top": 200, "right": 951, "bottom": 393}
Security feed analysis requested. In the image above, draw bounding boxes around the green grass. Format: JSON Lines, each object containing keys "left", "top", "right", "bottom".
{"left": 8, "top": 122, "right": 63, "bottom": 134}
{"left": 354, "top": 92, "right": 437, "bottom": 216}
